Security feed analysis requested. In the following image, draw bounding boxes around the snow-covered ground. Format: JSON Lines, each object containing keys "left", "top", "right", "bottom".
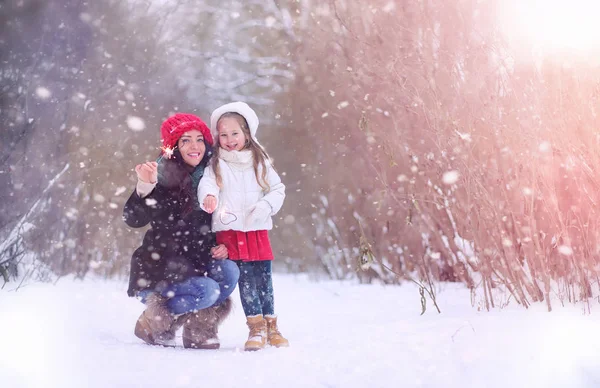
{"left": 2, "top": 274, "right": 600, "bottom": 388}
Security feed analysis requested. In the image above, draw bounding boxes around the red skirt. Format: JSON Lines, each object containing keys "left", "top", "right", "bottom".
{"left": 216, "top": 230, "right": 274, "bottom": 262}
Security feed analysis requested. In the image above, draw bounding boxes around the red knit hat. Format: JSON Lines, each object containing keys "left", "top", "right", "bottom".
{"left": 160, "top": 113, "right": 213, "bottom": 153}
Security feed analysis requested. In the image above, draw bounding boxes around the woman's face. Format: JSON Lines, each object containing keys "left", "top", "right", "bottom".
{"left": 177, "top": 130, "right": 206, "bottom": 167}
{"left": 217, "top": 117, "right": 247, "bottom": 151}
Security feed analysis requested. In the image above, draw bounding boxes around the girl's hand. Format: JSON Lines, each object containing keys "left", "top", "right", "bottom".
{"left": 247, "top": 201, "right": 272, "bottom": 225}
{"left": 135, "top": 161, "right": 158, "bottom": 184}
{"left": 210, "top": 244, "right": 228, "bottom": 259}
{"left": 203, "top": 195, "right": 217, "bottom": 213}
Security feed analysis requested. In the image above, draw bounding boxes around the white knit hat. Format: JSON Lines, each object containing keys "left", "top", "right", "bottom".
{"left": 210, "top": 101, "right": 260, "bottom": 143}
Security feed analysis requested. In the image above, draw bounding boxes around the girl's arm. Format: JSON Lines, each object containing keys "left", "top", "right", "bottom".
{"left": 198, "top": 164, "right": 220, "bottom": 213}
{"left": 259, "top": 161, "right": 286, "bottom": 215}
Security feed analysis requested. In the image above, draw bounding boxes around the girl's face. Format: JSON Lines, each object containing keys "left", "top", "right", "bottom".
{"left": 177, "top": 130, "right": 206, "bottom": 167}
{"left": 217, "top": 117, "right": 247, "bottom": 151}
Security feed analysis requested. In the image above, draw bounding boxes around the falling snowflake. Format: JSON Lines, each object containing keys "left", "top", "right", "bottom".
{"left": 89, "top": 261, "right": 101, "bottom": 269}
{"left": 558, "top": 245, "right": 573, "bottom": 255}
{"left": 455, "top": 130, "right": 472, "bottom": 142}
{"left": 35, "top": 87, "right": 52, "bottom": 100}
{"left": 383, "top": 1, "right": 395, "bottom": 12}
{"left": 79, "top": 12, "right": 92, "bottom": 23}
{"left": 265, "top": 16, "right": 276, "bottom": 27}
{"left": 442, "top": 170, "right": 460, "bottom": 185}
{"left": 127, "top": 116, "right": 145, "bottom": 131}
{"left": 539, "top": 141, "right": 551, "bottom": 153}
{"left": 136, "top": 278, "right": 149, "bottom": 287}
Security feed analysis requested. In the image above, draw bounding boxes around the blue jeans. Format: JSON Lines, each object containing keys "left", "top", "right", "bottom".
{"left": 237, "top": 260, "right": 275, "bottom": 317}
{"left": 139, "top": 259, "right": 240, "bottom": 315}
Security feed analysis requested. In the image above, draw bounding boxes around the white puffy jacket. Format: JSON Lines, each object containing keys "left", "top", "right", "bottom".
{"left": 198, "top": 158, "right": 285, "bottom": 232}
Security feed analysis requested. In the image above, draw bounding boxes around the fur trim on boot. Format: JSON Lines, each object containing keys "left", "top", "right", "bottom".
{"left": 182, "top": 297, "right": 233, "bottom": 349}
{"left": 134, "top": 293, "right": 180, "bottom": 347}
{"left": 214, "top": 297, "right": 233, "bottom": 325}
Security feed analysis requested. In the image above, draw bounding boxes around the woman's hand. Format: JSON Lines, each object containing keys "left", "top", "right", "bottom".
{"left": 135, "top": 161, "right": 158, "bottom": 184}
{"left": 203, "top": 195, "right": 217, "bottom": 213}
{"left": 210, "top": 244, "right": 228, "bottom": 260}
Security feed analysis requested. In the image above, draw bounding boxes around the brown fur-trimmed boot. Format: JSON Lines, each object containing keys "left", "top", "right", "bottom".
{"left": 182, "top": 297, "right": 233, "bottom": 349}
{"left": 244, "top": 315, "right": 267, "bottom": 351}
{"left": 265, "top": 315, "right": 289, "bottom": 348}
{"left": 134, "top": 293, "right": 181, "bottom": 347}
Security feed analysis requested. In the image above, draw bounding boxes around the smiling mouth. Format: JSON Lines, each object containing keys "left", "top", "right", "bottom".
{"left": 187, "top": 153, "right": 201, "bottom": 158}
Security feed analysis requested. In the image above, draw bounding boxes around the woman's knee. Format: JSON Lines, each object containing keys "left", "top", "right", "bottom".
{"left": 182, "top": 277, "right": 221, "bottom": 301}
{"left": 210, "top": 259, "right": 240, "bottom": 284}
{"left": 203, "top": 283, "right": 221, "bottom": 308}
{"left": 222, "top": 259, "right": 240, "bottom": 282}
{"left": 188, "top": 275, "right": 220, "bottom": 292}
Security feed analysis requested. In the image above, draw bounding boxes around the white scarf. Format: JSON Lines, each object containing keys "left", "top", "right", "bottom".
{"left": 219, "top": 149, "right": 253, "bottom": 171}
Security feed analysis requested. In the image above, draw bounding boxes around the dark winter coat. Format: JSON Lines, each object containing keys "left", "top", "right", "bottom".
{"left": 124, "top": 153, "right": 216, "bottom": 297}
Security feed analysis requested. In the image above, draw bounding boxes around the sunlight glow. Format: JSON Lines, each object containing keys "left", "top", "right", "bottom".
{"left": 501, "top": 0, "right": 600, "bottom": 54}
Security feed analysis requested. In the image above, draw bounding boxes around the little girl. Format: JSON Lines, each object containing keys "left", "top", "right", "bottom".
{"left": 198, "top": 101, "right": 288, "bottom": 351}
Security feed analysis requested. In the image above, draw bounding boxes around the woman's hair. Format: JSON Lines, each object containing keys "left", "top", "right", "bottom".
{"left": 211, "top": 112, "right": 271, "bottom": 191}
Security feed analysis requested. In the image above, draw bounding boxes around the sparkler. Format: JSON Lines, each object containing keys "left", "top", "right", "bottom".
{"left": 161, "top": 145, "right": 176, "bottom": 159}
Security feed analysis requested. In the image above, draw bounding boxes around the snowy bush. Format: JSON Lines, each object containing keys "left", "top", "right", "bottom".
{"left": 279, "top": 0, "right": 600, "bottom": 310}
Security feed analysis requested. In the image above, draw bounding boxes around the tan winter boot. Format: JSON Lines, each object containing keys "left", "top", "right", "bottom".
{"left": 134, "top": 293, "right": 181, "bottom": 347}
{"left": 244, "top": 315, "right": 267, "bottom": 351}
{"left": 265, "top": 315, "right": 289, "bottom": 348}
{"left": 182, "top": 297, "right": 233, "bottom": 350}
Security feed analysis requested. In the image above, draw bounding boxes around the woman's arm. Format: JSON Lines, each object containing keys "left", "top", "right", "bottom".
{"left": 123, "top": 160, "right": 160, "bottom": 228}
{"left": 122, "top": 189, "right": 153, "bottom": 228}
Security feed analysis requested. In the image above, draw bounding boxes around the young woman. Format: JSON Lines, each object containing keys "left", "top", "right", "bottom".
{"left": 124, "top": 113, "right": 240, "bottom": 349}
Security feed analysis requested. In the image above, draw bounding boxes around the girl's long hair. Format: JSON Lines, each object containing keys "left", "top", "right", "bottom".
{"left": 212, "top": 112, "right": 272, "bottom": 191}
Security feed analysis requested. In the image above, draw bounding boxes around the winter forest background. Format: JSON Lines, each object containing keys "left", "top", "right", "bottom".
{"left": 3, "top": 0, "right": 600, "bottom": 312}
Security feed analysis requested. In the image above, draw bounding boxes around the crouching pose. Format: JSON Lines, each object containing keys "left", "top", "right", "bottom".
{"left": 124, "top": 113, "right": 240, "bottom": 348}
